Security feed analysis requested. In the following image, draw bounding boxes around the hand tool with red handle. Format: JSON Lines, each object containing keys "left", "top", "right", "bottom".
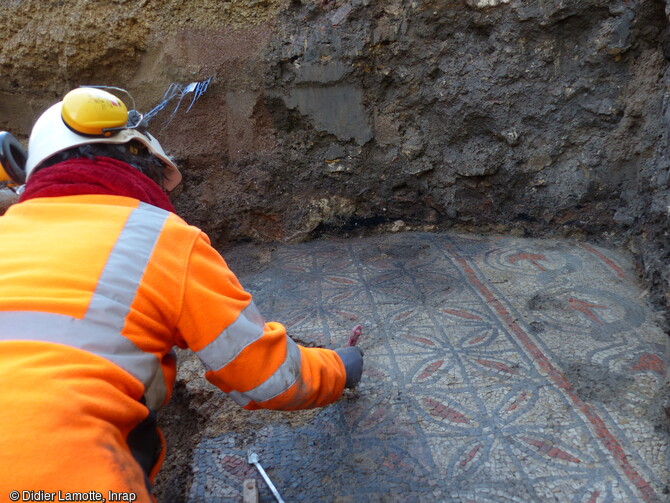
{"left": 347, "top": 325, "right": 362, "bottom": 346}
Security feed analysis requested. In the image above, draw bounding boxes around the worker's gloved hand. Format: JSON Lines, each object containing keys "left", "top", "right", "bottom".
{"left": 334, "top": 346, "right": 364, "bottom": 388}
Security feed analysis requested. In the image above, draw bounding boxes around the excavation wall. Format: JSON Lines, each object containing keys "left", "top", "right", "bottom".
{"left": 1, "top": 0, "right": 669, "bottom": 317}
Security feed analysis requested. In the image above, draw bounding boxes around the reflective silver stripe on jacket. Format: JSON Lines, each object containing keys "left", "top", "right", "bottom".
{"left": 195, "top": 301, "right": 265, "bottom": 372}
{"left": 227, "top": 337, "right": 302, "bottom": 407}
{"left": 195, "top": 303, "right": 303, "bottom": 406}
{"left": 0, "top": 202, "right": 170, "bottom": 410}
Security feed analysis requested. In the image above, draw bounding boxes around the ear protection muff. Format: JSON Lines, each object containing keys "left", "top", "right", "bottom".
{"left": 60, "top": 87, "right": 129, "bottom": 136}
{"left": 0, "top": 132, "right": 27, "bottom": 185}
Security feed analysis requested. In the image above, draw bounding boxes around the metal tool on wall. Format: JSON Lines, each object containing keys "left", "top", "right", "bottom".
{"left": 142, "top": 77, "right": 212, "bottom": 128}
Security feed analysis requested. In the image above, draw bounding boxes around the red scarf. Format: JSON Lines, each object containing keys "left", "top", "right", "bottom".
{"left": 19, "top": 157, "right": 175, "bottom": 213}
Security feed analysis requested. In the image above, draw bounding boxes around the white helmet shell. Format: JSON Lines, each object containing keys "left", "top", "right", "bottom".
{"left": 26, "top": 101, "right": 182, "bottom": 191}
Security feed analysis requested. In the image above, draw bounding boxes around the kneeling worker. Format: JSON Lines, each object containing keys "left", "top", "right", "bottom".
{"left": 0, "top": 87, "right": 363, "bottom": 501}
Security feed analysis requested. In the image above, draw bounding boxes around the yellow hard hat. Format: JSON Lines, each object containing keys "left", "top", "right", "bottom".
{"left": 26, "top": 87, "right": 182, "bottom": 191}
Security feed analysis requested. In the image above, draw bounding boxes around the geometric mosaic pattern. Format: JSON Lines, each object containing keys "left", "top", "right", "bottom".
{"left": 188, "top": 232, "right": 669, "bottom": 502}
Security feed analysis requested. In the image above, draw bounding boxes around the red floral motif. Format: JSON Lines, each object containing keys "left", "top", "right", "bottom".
{"left": 632, "top": 354, "right": 666, "bottom": 377}
{"left": 567, "top": 298, "right": 607, "bottom": 326}
{"left": 404, "top": 334, "right": 436, "bottom": 346}
{"left": 441, "top": 308, "right": 483, "bottom": 320}
{"left": 327, "top": 276, "right": 357, "bottom": 284}
{"left": 423, "top": 398, "right": 470, "bottom": 424}
{"left": 521, "top": 437, "right": 581, "bottom": 464}
{"left": 508, "top": 252, "right": 548, "bottom": 271}
{"left": 475, "top": 358, "right": 518, "bottom": 375}
{"left": 505, "top": 392, "right": 529, "bottom": 412}
{"left": 459, "top": 444, "right": 482, "bottom": 468}
{"left": 418, "top": 360, "right": 444, "bottom": 381}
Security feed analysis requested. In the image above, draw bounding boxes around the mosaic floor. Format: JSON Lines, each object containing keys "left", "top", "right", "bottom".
{"left": 186, "top": 232, "right": 669, "bottom": 502}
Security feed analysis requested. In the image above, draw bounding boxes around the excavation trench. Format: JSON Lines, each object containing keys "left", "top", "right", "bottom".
{"left": 0, "top": 0, "right": 669, "bottom": 501}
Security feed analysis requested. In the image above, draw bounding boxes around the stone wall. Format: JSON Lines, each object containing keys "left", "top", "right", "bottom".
{"left": 1, "top": 0, "right": 669, "bottom": 322}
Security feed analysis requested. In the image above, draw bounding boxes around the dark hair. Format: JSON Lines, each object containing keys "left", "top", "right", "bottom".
{"left": 38, "top": 140, "right": 165, "bottom": 186}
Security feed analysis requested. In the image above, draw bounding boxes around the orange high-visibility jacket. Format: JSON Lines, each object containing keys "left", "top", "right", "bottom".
{"left": 0, "top": 194, "right": 346, "bottom": 500}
